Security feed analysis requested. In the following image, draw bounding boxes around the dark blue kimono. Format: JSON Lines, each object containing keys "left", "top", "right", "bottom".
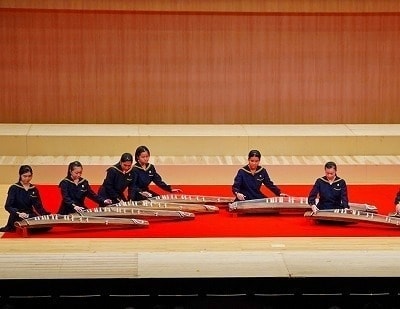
{"left": 232, "top": 165, "right": 281, "bottom": 201}
{"left": 97, "top": 164, "right": 136, "bottom": 204}
{"left": 3, "top": 183, "right": 49, "bottom": 231}
{"left": 58, "top": 177, "right": 105, "bottom": 215}
{"left": 308, "top": 176, "right": 349, "bottom": 210}
{"left": 132, "top": 163, "right": 172, "bottom": 200}
{"left": 394, "top": 189, "right": 400, "bottom": 205}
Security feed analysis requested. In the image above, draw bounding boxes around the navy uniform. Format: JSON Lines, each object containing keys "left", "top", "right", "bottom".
{"left": 132, "top": 163, "right": 172, "bottom": 200}
{"left": 232, "top": 165, "right": 281, "bottom": 201}
{"left": 395, "top": 189, "right": 400, "bottom": 205}
{"left": 394, "top": 190, "right": 400, "bottom": 205}
{"left": 308, "top": 176, "right": 349, "bottom": 210}
{"left": 98, "top": 164, "right": 136, "bottom": 204}
{"left": 58, "top": 176, "right": 105, "bottom": 215}
{"left": 1, "top": 183, "right": 49, "bottom": 232}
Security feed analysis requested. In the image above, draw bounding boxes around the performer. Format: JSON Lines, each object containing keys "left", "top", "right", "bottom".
{"left": 0, "top": 165, "right": 50, "bottom": 232}
{"left": 232, "top": 149, "right": 287, "bottom": 201}
{"left": 308, "top": 161, "right": 349, "bottom": 212}
{"left": 132, "top": 145, "right": 182, "bottom": 200}
{"left": 395, "top": 189, "right": 400, "bottom": 214}
{"left": 57, "top": 161, "right": 112, "bottom": 215}
{"left": 97, "top": 153, "right": 136, "bottom": 205}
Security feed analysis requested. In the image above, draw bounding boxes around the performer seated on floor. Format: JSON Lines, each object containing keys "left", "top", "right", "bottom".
{"left": 394, "top": 189, "right": 400, "bottom": 214}
{"left": 57, "top": 161, "right": 112, "bottom": 215}
{"left": 131, "top": 145, "right": 182, "bottom": 201}
{"left": 0, "top": 165, "right": 50, "bottom": 232}
{"left": 308, "top": 161, "right": 349, "bottom": 213}
{"left": 97, "top": 152, "right": 136, "bottom": 206}
{"left": 232, "top": 149, "right": 287, "bottom": 202}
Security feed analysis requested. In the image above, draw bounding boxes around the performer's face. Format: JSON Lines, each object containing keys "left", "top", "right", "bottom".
{"left": 120, "top": 161, "right": 132, "bottom": 172}
{"left": 137, "top": 151, "right": 150, "bottom": 166}
{"left": 20, "top": 172, "right": 32, "bottom": 185}
{"left": 70, "top": 166, "right": 83, "bottom": 180}
{"left": 248, "top": 156, "right": 260, "bottom": 170}
{"left": 325, "top": 167, "right": 336, "bottom": 181}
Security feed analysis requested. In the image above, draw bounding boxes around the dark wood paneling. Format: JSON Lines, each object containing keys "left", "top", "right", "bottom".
{"left": 1, "top": 0, "right": 400, "bottom": 13}
{"left": 1, "top": 9, "right": 399, "bottom": 123}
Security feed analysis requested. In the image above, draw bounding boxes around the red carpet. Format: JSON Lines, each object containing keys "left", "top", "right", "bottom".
{"left": 2, "top": 185, "right": 400, "bottom": 238}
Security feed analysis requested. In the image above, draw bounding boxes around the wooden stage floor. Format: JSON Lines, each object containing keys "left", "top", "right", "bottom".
{"left": 2, "top": 236, "right": 400, "bottom": 281}
{"left": 2, "top": 235, "right": 400, "bottom": 308}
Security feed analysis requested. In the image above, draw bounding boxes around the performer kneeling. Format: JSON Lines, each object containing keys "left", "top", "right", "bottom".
{"left": 131, "top": 145, "right": 182, "bottom": 201}
{"left": 308, "top": 161, "right": 349, "bottom": 213}
{"left": 97, "top": 153, "right": 136, "bottom": 206}
{"left": 58, "top": 161, "right": 112, "bottom": 215}
{"left": 394, "top": 189, "right": 400, "bottom": 214}
{"left": 232, "top": 149, "right": 287, "bottom": 202}
{"left": 0, "top": 165, "right": 51, "bottom": 232}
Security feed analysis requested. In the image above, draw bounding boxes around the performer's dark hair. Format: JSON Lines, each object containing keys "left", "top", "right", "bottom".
{"left": 18, "top": 165, "right": 33, "bottom": 181}
{"left": 248, "top": 149, "right": 261, "bottom": 159}
{"left": 67, "top": 161, "right": 83, "bottom": 177}
{"left": 135, "top": 146, "right": 150, "bottom": 162}
{"left": 120, "top": 152, "right": 133, "bottom": 163}
{"left": 324, "top": 161, "right": 337, "bottom": 170}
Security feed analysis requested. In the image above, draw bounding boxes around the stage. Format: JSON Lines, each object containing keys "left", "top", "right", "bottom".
{"left": 1, "top": 237, "right": 400, "bottom": 308}
{"left": 2, "top": 186, "right": 400, "bottom": 308}
{"left": 0, "top": 124, "right": 399, "bottom": 307}
{"left": 1, "top": 0, "right": 400, "bottom": 304}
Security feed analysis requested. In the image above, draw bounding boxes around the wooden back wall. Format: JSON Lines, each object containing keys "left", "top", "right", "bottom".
{"left": 0, "top": 1, "right": 399, "bottom": 124}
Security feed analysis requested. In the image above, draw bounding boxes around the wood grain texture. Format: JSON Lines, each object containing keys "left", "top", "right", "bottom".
{"left": 2, "top": 237, "right": 400, "bottom": 279}
{"left": 1, "top": 8, "right": 399, "bottom": 124}
{"left": 1, "top": 0, "right": 400, "bottom": 13}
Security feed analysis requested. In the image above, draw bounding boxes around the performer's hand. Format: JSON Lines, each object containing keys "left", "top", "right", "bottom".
{"left": 73, "top": 205, "right": 85, "bottom": 213}
{"left": 279, "top": 193, "right": 288, "bottom": 197}
{"left": 311, "top": 204, "right": 319, "bottom": 213}
{"left": 104, "top": 199, "right": 112, "bottom": 205}
{"left": 17, "top": 212, "right": 29, "bottom": 219}
{"left": 171, "top": 188, "right": 182, "bottom": 193}
{"left": 396, "top": 203, "right": 400, "bottom": 214}
{"left": 236, "top": 193, "right": 246, "bottom": 201}
{"left": 140, "top": 191, "right": 153, "bottom": 198}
